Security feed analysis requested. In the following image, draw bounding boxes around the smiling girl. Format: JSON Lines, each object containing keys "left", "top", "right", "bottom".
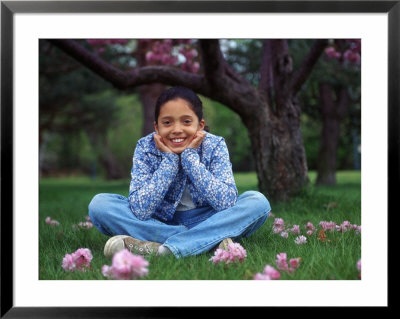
{"left": 89, "top": 86, "right": 271, "bottom": 259}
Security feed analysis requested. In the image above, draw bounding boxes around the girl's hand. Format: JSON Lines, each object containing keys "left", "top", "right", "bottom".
{"left": 154, "top": 134, "right": 173, "bottom": 153}
{"left": 187, "top": 130, "right": 206, "bottom": 149}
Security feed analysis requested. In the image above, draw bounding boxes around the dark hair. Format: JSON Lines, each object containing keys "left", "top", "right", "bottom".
{"left": 154, "top": 86, "right": 210, "bottom": 132}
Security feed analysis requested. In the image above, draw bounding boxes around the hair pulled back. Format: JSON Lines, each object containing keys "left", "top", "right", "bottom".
{"left": 154, "top": 86, "right": 209, "bottom": 132}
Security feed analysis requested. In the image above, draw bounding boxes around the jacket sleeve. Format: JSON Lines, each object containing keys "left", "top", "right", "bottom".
{"left": 180, "top": 138, "right": 238, "bottom": 211}
{"left": 128, "top": 141, "right": 179, "bottom": 220}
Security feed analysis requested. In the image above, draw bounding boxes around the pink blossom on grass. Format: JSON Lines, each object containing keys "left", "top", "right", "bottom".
{"left": 280, "top": 231, "right": 288, "bottom": 238}
{"left": 289, "top": 258, "right": 301, "bottom": 269}
{"left": 103, "top": 249, "right": 149, "bottom": 280}
{"left": 272, "top": 218, "right": 285, "bottom": 234}
{"left": 357, "top": 259, "right": 361, "bottom": 279}
{"left": 45, "top": 216, "right": 60, "bottom": 226}
{"left": 264, "top": 265, "right": 281, "bottom": 279}
{"left": 294, "top": 235, "right": 307, "bottom": 245}
{"left": 78, "top": 221, "right": 94, "bottom": 229}
{"left": 276, "top": 252, "right": 301, "bottom": 274}
{"left": 62, "top": 248, "right": 93, "bottom": 272}
{"left": 254, "top": 265, "right": 280, "bottom": 280}
{"left": 101, "top": 265, "right": 112, "bottom": 278}
{"left": 336, "top": 220, "right": 353, "bottom": 232}
{"left": 62, "top": 254, "right": 76, "bottom": 271}
{"left": 305, "top": 222, "right": 316, "bottom": 235}
{"left": 290, "top": 225, "right": 300, "bottom": 235}
{"left": 319, "top": 221, "right": 337, "bottom": 232}
{"left": 72, "top": 248, "right": 93, "bottom": 271}
{"left": 275, "top": 252, "right": 289, "bottom": 272}
{"left": 209, "top": 242, "right": 247, "bottom": 264}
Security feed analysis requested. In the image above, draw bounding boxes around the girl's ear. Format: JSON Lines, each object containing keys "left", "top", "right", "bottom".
{"left": 153, "top": 121, "right": 159, "bottom": 134}
{"left": 199, "top": 119, "right": 205, "bottom": 130}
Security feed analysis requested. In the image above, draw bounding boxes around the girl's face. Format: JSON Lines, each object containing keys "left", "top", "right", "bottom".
{"left": 154, "top": 98, "right": 205, "bottom": 154}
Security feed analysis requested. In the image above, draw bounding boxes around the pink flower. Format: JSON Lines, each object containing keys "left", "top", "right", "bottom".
{"left": 62, "top": 254, "right": 75, "bottom": 271}
{"left": 72, "top": 248, "right": 93, "bottom": 271}
{"left": 357, "top": 259, "right": 361, "bottom": 272}
{"left": 254, "top": 265, "right": 280, "bottom": 280}
{"left": 289, "top": 258, "right": 301, "bottom": 269}
{"left": 103, "top": 249, "right": 149, "bottom": 280}
{"left": 273, "top": 218, "right": 285, "bottom": 234}
{"left": 209, "top": 249, "right": 231, "bottom": 264}
{"left": 280, "top": 231, "right": 288, "bottom": 238}
{"left": 102, "top": 265, "right": 112, "bottom": 278}
{"left": 290, "top": 225, "right": 300, "bottom": 235}
{"left": 227, "top": 243, "right": 247, "bottom": 263}
{"left": 62, "top": 248, "right": 93, "bottom": 272}
{"left": 325, "top": 46, "right": 341, "bottom": 59}
{"left": 294, "top": 235, "right": 307, "bottom": 245}
{"left": 45, "top": 216, "right": 60, "bottom": 226}
{"left": 78, "top": 221, "right": 94, "bottom": 229}
{"left": 264, "top": 265, "right": 281, "bottom": 279}
{"left": 319, "top": 221, "right": 337, "bottom": 231}
{"left": 305, "top": 222, "right": 316, "bottom": 235}
{"left": 254, "top": 273, "right": 273, "bottom": 280}
{"left": 336, "top": 220, "right": 353, "bottom": 232}
{"left": 343, "top": 49, "right": 360, "bottom": 63}
{"left": 275, "top": 252, "right": 301, "bottom": 274}
{"left": 275, "top": 253, "right": 289, "bottom": 272}
{"left": 209, "top": 243, "right": 247, "bottom": 264}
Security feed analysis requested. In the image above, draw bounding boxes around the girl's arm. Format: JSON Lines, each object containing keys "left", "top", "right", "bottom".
{"left": 129, "top": 141, "right": 179, "bottom": 220}
{"left": 180, "top": 138, "right": 238, "bottom": 211}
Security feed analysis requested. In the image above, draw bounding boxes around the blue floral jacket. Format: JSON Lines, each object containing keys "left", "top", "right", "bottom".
{"left": 128, "top": 132, "right": 238, "bottom": 221}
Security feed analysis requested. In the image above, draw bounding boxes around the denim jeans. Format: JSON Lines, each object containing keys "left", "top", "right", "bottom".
{"left": 88, "top": 191, "right": 271, "bottom": 259}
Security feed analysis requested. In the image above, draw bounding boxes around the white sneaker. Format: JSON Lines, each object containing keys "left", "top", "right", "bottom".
{"left": 104, "top": 235, "right": 161, "bottom": 258}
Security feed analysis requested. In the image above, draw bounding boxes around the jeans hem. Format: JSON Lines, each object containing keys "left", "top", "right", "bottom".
{"left": 162, "top": 243, "right": 181, "bottom": 259}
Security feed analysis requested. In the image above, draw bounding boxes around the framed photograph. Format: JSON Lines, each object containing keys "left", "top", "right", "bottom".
{"left": 1, "top": 0, "right": 395, "bottom": 316}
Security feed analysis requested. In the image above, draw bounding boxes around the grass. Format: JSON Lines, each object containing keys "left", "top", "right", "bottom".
{"left": 39, "top": 171, "right": 361, "bottom": 280}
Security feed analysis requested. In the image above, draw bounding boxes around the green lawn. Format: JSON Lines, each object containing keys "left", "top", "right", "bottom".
{"left": 39, "top": 171, "right": 361, "bottom": 280}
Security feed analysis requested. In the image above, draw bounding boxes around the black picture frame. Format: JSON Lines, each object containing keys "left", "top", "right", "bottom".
{"left": 1, "top": 0, "right": 395, "bottom": 317}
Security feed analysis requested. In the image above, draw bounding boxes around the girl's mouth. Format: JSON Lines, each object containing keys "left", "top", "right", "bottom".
{"left": 169, "top": 137, "right": 187, "bottom": 147}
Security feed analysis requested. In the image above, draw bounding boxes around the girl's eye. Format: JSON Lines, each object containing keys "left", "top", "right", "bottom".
{"left": 184, "top": 120, "right": 192, "bottom": 124}
{"left": 162, "top": 121, "right": 170, "bottom": 125}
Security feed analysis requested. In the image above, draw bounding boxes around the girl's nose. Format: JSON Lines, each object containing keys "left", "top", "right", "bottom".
{"left": 172, "top": 123, "right": 183, "bottom": 133}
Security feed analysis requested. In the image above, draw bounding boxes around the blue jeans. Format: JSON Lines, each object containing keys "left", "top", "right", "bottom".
{"left": 88, "top": 191, "right": 271, "bottom": 259}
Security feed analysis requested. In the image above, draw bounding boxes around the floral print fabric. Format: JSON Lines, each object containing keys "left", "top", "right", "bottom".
{"left": 129, "top": 132, "right": 238, "bottom": 221}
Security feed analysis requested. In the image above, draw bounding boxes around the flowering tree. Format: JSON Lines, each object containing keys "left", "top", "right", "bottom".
{"left": 50, "top": 39, "right": 327, "bottom": 201}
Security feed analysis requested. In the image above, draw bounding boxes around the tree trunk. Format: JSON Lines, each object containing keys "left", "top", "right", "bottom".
{"left": 316, "top": 83, "right": 348, "bottom": 185}
{"left": 245, "top": 97, "right": 309, "bottom": 202}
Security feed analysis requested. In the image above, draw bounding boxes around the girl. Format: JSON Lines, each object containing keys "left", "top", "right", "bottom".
{"left": 89, "top": 86, "right": 271, "bottom": 259}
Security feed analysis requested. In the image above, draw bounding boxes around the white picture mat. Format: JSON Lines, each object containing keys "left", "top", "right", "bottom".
{"left": 13, "top": 13, "right": 387, "bottom": 307}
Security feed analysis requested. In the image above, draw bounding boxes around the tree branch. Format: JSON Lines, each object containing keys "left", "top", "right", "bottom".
{"left": 291, "top": 39, "right": 328, "bottom": 94}
{"left": 48, "top": 39, "right": 205, "bottom": 91}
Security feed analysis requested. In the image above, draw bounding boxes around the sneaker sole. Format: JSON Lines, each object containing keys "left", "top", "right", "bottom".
{"left": 104, "top": 235, "right": 130, "bottom": 258}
